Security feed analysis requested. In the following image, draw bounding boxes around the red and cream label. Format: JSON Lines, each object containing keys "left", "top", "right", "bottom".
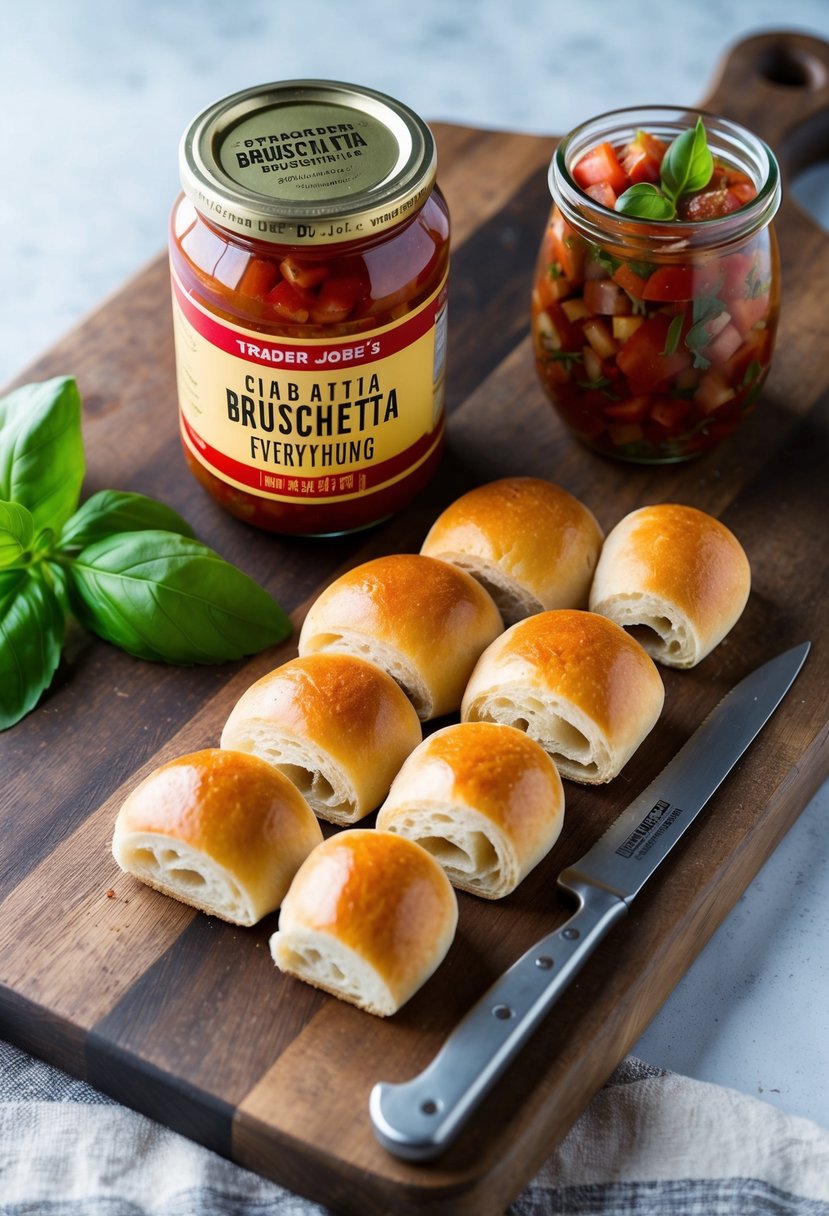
{"left": 171, "top": 268, "right": 448, "bottom": 504}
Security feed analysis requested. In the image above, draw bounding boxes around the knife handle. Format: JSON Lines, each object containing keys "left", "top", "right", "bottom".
{"left": 369, "top": 880, "right": 627, "bottom": 1161}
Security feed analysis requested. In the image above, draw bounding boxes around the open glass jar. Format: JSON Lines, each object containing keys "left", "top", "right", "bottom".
{"left": 170, "top": 80, "right": 449, "bottom": 535}
{"left": 531, "top": 106, "right": 781, "bottom": 463}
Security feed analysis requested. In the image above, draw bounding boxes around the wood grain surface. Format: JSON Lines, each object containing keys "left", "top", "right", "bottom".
{"left": 2, "top": 30, "right": 829, "bottom": 1216}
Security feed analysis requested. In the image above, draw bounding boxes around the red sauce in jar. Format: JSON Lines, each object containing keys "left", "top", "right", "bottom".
{"left": 170, "top": 80, "right": 450, "bottom": 534}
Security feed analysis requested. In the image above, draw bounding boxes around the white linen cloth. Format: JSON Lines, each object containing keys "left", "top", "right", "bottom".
{"left": 1, "top": 1042, "right": 828, "bottom": 1215}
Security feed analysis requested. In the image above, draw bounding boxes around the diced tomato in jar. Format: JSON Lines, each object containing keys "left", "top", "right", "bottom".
{"left": 532, "top": 115, "right": 779, "bottom": 461}
{"left": 620, "top": 130, "right": 667, "bottom": 185}
{"left": 572, "top": 141, "right": 629, "bottom": 196}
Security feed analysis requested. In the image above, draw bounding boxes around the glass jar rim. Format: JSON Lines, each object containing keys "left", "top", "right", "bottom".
{"left": 550, "top": 105, "right": 781, "bottom": 253}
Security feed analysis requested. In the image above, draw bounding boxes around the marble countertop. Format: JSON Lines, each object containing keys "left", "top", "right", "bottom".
{"left": 2, "top": 0, "right": 828, "bottom": 1131}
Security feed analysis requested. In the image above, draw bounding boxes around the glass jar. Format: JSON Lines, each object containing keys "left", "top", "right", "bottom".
{"left": 170, "top": 80, "right": 449, "bottom": 535}
{"left": 531, "top": 106, "right": 781, "bottom": 463}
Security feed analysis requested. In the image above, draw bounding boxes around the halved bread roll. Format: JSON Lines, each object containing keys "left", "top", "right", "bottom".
{"left": 112, "top": 749, "right": 323, "bottom": 926}
{"left": 298, "top": 553, "right": 503, "bottom": 720}
{"left": 420, "top": 476, "right": 604, "bottom": 624}
{"left": 270, "top": 830, "right": 458, "bottom": 1017}
{"left": 589, "top": 503, "right": 751, "bottom": 669}
{"left": 376, "top": 722, "right": 565, "bottom": 898}
{"left": 220, "top": 653, "right": 422, "bottom": 825}
{"left": 461, "top": 609, "right": 664, "bottom": 784}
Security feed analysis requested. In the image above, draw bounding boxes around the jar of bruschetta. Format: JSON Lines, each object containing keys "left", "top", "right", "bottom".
{"left": 170, "top": 79, "right": 449, "bottom": 534}
{"left": 531, "top": 106, "right": 781, "bottom": 462}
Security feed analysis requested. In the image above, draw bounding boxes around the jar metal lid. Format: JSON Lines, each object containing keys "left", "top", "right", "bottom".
{"left": 179, "top": 79, "right": 437, "bottom": 246}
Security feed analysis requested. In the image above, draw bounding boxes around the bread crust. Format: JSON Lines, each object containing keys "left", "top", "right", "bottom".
{"left": 270, "top": 830, "right": 458, "bottom": 1016}
{"left": 220, "top": 654, "right": 422, "bottom": 824}
{"left": 377, "top": 722, "right": 565, "bottom": 898}
{"left": 298, "top": 553, "right": 503, "bottom": 720}
{"left": 589, "top": 503, "right": 751, "bottom": 668}
{"left": 112, "top": 749, "right": 323, "bottom": 925}
{"left": 421, "top": 477, "right": 604, "bottom": 624}
{"left": 461, "top": 609, "right": 664, "bottom": 784}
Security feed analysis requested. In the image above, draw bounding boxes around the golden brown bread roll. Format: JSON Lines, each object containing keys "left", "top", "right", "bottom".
{"left": 220, "top": 654, "right": 422, "bottom": 825}
{"left": 589, "top": 503, "right": 751, "bottom": 669}
{"left": 298, "top": 553, "right": 503, "bottom": 721}
{"left": 461, "top": 609, "right": 664, "bottom": 784}
{"left": 112, "top": 749, "right": 323, "bottom": 926}
{"left": 420, "top": 476, "right": 604, "bottom": 625}
{"left": 376, "top": 722, "right": 565, "bottom": 898}
{"left": 270, "top": 829, "right": 458, "bottom": 1016}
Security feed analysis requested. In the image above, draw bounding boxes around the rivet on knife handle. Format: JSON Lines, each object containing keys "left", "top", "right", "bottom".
{"left": 370, "top": 882, "right": 626, "bottom": 1161}
{"left": 370, "top": 642, "right": 810, "bottom": 1162}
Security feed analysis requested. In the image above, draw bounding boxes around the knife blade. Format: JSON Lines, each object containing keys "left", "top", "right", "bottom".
{"left": 370, "top": 641, "right": 810, "bottom": 1161}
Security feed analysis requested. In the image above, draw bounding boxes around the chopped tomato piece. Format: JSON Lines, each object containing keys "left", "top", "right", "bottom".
{"left": 612, "top": 263, "right": 649, "bottom": 299}
{"left": 616, "top": 314, "right": 692, "bottom": 394}
{"left": 694, "top": 369, "right": 736, "bottom": 414}
{"left": 728, "top": 181, "right": 757, "bottom": 206}
{"left": 279, "top": 255, "right": 330, "bottom": 289}
{"left": 604, "top": 396, "right": 650, "bottom": 422}
{"left": 237, "top": 257, "right": 279, "bottom": 299}
{"left": 728, "top": 293, "right": 770, "bottom": 336}
{"left": 642, "top": 262, "right": 722, "bottom": 301}
{"left": 649, "top": 398, "right": 691, "bottom": 430}
{"left": 572, "top": 141, "right": 629, "bottom": 196}
{"left": 264, "top": 279, "right": 313, "bottom": 323}
{"left": 548, "top": 211, "right": 586, "bottom": 282}
{"left": 310, "top": 270, "right": 369, "bottom": 324}
{"left": 585, "top": 181, "right": 618, "bottom": 209}
{"left": 607, "top": 421, "right": 644, "bottom": 447}
{"left": 720, "top": 252, "right": 755, "bottom": 299}
{"left": 621, "top": 130, "right": 667, "bottom": 185}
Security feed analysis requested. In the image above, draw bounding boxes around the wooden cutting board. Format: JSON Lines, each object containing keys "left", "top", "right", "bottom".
{"left": 2, "top": 30, "right": 829, "bottom": 1215}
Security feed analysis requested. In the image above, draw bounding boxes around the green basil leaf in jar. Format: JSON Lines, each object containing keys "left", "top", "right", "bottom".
{"left": 660, "top": 116, "right": 714, "bottom": 203}
{"left": 615, "top": 182, "right": 677, "bottom": 221}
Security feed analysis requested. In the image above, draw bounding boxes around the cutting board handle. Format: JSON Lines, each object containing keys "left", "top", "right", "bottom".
{"left": 700, "top": 30, "right": 829, "bottom": 174}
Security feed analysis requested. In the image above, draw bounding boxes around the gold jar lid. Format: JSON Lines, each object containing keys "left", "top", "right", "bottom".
{"left": 179, "top": 79, "right": 437, "bottom": 246}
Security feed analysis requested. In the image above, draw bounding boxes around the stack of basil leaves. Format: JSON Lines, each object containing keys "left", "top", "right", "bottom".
{"left": 0, "top": 377, "right": 292, "bottom": 731}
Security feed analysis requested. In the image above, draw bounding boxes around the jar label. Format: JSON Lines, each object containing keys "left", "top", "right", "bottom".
{"left": 171, "top": 267, "right": 448, "bottom": 504}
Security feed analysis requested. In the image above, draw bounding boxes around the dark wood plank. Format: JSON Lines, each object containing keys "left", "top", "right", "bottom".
{"left": 1, "top": 29, "right": 829, "bottom": 1216}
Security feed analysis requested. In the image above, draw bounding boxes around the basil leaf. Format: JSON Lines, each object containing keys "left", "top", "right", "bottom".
{"left": 660, "top": 116, "right": 713, "bottom": 202}
{"left": 0, "top": 501, "right": 36, "bottom": 568}
{"left": 66, "top": 530, "right": 292, "bottom": 664}
{"left": 662, "top": 315, "right": 684, "bottom": 357}
{"left": 59, "top": 490, "right": 195, "bottom": 552}
{"left": 0, "top": 567, "right": 65, "bottom": 730}
{"left": 0, "top": 377, "right": 85, "bottom": 533}
{"left": 684, "top": 293, "right": 727, "bottom": 370}
{"left": 615, "top": 183, "right": 676, "bottom": 221}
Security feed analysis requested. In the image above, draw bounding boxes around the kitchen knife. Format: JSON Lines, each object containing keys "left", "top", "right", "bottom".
{"left": 370, "top": 641, "right": 810, "bottom": 1161}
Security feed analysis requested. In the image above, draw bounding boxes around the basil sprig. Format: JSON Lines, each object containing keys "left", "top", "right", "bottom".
{"left": 616, "top": 116, "right": 714, "bottom": 221}
{"left": 0, "top": 376, "right": 292, "bottom": 730}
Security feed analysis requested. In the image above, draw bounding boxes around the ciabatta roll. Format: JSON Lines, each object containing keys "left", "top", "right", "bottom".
{"left": 112, "top": 749, "right": 323, "bottom": 926}
{"left": 220, "top": 654, "right": 422, "bottom": 825}
{"left": 589, "top": 503, "right": 751, "bottom": 668}
{"left": 270, "top": 830, "right": 458, "bottom": 1016}
{"left": 420, "top": 476, "right": 604, "bottom": 624}
{"left": 376, "top": 722, "right": 565, "bottom": 898}
{"left": 461, "top": 609, "right": 664, "bottom": 784}
{"left": 298, "top": 554, "right": 503, "bottom": 720}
